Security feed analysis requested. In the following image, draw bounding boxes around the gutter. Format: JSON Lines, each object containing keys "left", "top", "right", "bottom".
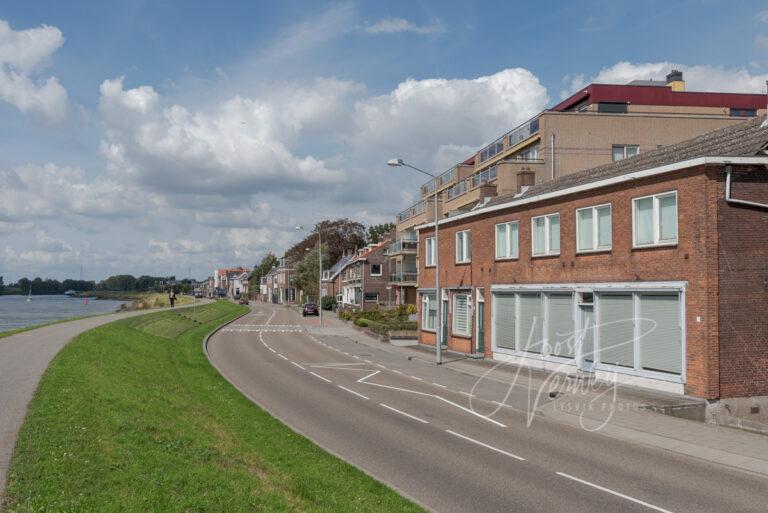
{"left": 725, "top": 164, "right": 768, "bottom": 210}
{"left": 415, "top": 156, "right": 768, "bottom": 231}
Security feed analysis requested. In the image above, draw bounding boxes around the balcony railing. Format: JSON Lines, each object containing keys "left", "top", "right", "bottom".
{"left": 386, "top": 239, "right": 418, "bottom": 255}
{"left": 445, "top": 180, "right": 468, "bottom": 201}
{"left": 397, "top": 200, "right": 427, "bottom": 223}
{"left": 420, "top": 166, "right": 458, "bottom": 196}
{"left": 470, "top": 164, "right": 498, "bottom": 189}
{"left": 389, "top": 271, "right": 418, "bottom": 284}
{"left": 478, "top": 115, "right": 541, "bottom": 164}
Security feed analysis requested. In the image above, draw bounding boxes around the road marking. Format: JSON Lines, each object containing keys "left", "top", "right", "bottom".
{"left": 277, "top": 353, "right": 289, "bottom": 361}
{"left": 376, "top": 364, "right": 387, "bottom": 369}
{"left": 265, "top": 310, "right": 276, "bottom": 326}
{"left": 337, "top": 385, "right": 370, "bottom": 400}
{"left": 446, "top": 430, "right": 525, "bottom": 461}
{"left": 309, "top": 371, "right": 332, "bottom": 383}
{"left": 432, "top": 382, "right": 447, "bottom": 388}
{"left": 410, "top": 376, "right": 423, "bottom": 381}
{"left": 391, "top": 369, "right": 402, "bottom": 374}
{"left": 492, "top": 400, "right": 511, "bottom": 408}
{"left": 364, "top": 359, "right": 373, "bottom": 364}
{"left": 380, "top": 403, "right": 429, "bottom": 424}
{"left": 352, "top": 355, "right": 361, "bottom": 359}
{"left": 291, "top": 361, "right": 306, "bottom": 370}
{"left": 460, "top": 391, "right": 475, "bottom": 398}
{"left": 555, "top": 472, "right": 674, "bottom": 513}
{"left": 268, "top": 347, "right": 276, "bottom": 353}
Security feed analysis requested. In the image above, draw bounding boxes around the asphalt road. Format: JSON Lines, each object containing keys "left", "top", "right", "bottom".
{"left": 207, "top": 303, "right": 768, "bottom": 513}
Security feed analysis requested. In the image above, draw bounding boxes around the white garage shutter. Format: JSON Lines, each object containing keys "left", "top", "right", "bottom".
{"left": 639, "top": 294, "right": 682, "bottom": 374}
{"left": 548, "top": 293, "right": 575, "bottom": 358}
{"left": 494, "top": 293, "right": 516, "bottom": 350}
{"left": 598, "top": 294, "right": 635, "bottom": 368}
{"left": 453, "top": 294, "right": 470, "bottom": 336}
{"left": 519, "top": 293, "right": 543, "bottom": 353}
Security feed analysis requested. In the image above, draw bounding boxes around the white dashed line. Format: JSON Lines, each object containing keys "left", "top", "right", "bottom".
{"left": 446, "top": 430, "right": 525, "bottom": 461}
{"left": 432, "top": 382, "right": 447, "bottom": 388}
{"left": 376, "top": 364, "right": 387, "bottom": 369}
{"left": 268, "top": 347, "right": 276, "bottom": 353}
{"left": 291, "top": 361, "right": 306, "bottom": 370}
{"left": 492, "top": 400, "right": 511, "bottom": 408}
{"left": 555, "top": 472, "right": 674, "bottom": 513}
{"left": 380, "top": 403, "right": 429, "bottom": 424}
{"left": 337, "top": 385, "right": 370, "bottom": 400}
{"left": 460, "top": 391, "right": 475, "bottom": 398}
{"left": 363, "top": 359, "right": 373, "bottom": 364}
{"left": 410, "top": 376, "right": 423, "bottom": 381}
{"left": 277, "top": 354, "right": 289, "bottom": 361}
{"left": 309, "top": 371, "right": 331, "bottom": 383}
{"left": 391, "top": 369, "right": 402, "bottom": 374}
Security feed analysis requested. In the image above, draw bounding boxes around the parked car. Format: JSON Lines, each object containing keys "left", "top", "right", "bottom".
{"left": 238, "top": 297, "right": 249, "bottom": 305}
{"left": 302, "top": 303, "right": 319, "bottom": 316}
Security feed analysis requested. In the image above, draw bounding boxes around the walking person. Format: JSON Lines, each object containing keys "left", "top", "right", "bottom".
{"left": 169, "top": 289, "right": 176, "bottom": 308}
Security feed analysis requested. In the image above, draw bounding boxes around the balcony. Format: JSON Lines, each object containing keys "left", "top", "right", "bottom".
{"left": 445, "top": 180, "right": 468, "bottom": 201}
{"left": 469, "top": 164, "right": 498, "bottom": 189}
{"left": 397, "top": 200, "right": 427, "bottom": 223}
{"left": 420, "top": 166, "right": 458, "bottom": 197}
{"left": 389, "top": 271, "right": 418, "bottom": 285}
{"left": 477, "top": 115, "right": 541, "bottom": 165}
{"left": 386, "top": 238, "right": 418, "bottom": 256}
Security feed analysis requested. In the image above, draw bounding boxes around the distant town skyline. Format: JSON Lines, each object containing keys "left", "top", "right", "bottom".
{"left": 2, "top": 0, "right": 768, "bottom": 281}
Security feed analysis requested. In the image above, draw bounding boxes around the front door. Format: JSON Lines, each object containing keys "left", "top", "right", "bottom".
{"left": 578, "top": 304, "right": 595, "bottom": 372}
{"left": 476, "top": 289, "right": 485, "bottom": 354}
{"left": 441, "top": 298, "right": 448, "bottom": 347}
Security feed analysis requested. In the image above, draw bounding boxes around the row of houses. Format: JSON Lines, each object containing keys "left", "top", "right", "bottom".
{"left": 383, "top": 71, "right": 768, "bottom": 411}
{"left": 202, "top": 267, "right": 251, "bottom": 298}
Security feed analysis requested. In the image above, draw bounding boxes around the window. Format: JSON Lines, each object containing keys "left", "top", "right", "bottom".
{"left": 495, "top": 221, "right": 519, "bottom": 259}
{"left": 425, "top": 237, "right": 436, "bottom": 266}
{"left": 576, "top": 204, "right": 612, "bottom": 252}
{"left": 632, "top": 191, "right": 677, "bottom": 247}
{"left": 548, "top": 293, "right": 575, "bottom": 358}
{"left": 370, "top": 264, "right": 382, "bottom": 276}
{"left": 638, "top": 294, "right": 682, "bottom": 374}
{"left": 531, "top": 213, "right": 560, "bottom": 256}
{"left": 612, "top": 145, "right": 639, "bottom": 162}
{"left": 452, "top": 294, "right": 471, "bottom": 336}
{"left": 421, "top": 292, "right": 437, "bottom": 331}
{"left": 598, "top": 102, "right": 628, "bottom": 114}
{"left": 455, "top": 230, "right": 472, "bottom": 263}
{"left": 518, "top": 293, "right": 544, "bottom": 353}
{"left": 598, "top": 294, "right": 635, "bottom": 368}
{"left": 364, "top": 292, "right": 379, "bottom": 303}
{"left": 730, "top": 108, "right": 757, "bottom": 117}
{"left": 494, "top": 294, "right": 516, "bottom": 350}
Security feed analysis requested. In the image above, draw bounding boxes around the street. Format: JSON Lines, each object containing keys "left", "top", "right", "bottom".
{"left": 206, "top": 303, "right": 768, "bottom": 513}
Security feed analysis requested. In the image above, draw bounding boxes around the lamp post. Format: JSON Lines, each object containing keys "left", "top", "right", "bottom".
{"left": 296, "top": 225, "right": 323, "bottom": 326}
{"left": 387, "top": 158, "right": 442, "bottom": 365}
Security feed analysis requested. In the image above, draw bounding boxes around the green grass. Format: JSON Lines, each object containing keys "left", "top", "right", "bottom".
{"left": 4, "top": 301, "right": 423, "bottom": 513}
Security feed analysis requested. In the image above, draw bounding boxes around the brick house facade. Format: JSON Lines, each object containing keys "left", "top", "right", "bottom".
{"left": 340, "top": 241, "right": 393, "bottom": 310}
{"left": 417, "top": 118, "right": 768, "bottom": 400}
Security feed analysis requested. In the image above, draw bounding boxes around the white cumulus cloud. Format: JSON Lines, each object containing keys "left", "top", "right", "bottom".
{"left": 365, "top": 17, "right": 446, "bottom": 35}
{"left": 0, "top": 18, "right": 67, "bottom": 122}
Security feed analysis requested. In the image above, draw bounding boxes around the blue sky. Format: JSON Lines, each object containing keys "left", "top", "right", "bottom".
{"left": 1, "top": 0, "right": 768, "bottom": 282}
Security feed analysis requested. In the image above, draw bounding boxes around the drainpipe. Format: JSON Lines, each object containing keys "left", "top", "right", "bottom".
{"left": 550, "top": 133, "right": 556, "bottom": 180}
{"left": 725, "top": 165, "right": 768, "bottom": 209}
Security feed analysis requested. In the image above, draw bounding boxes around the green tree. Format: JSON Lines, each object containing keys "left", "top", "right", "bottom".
{"left": 0, "top": 276, "right": 4, "bottom": 294}
{"left": 367, "top": 223, "right": 395, "bottom": 243}
{"left": 293, "top": 243, "right": 330, "bottom": 300}
{"left": 249, "top": 253, "right": 280, "bottom": 292}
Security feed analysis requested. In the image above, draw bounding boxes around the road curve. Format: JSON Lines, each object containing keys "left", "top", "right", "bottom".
{"left": 206, "top": 302, "right": 768, "bottom": 513}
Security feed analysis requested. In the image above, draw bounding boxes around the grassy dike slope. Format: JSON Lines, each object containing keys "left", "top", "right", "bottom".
{"left": 4, "top": 302, "right": 423, "bottom": 513}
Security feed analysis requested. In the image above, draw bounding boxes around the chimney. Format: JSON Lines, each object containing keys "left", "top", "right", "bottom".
{"left": 666, "top": 70, "right": 685, "bottom": 92}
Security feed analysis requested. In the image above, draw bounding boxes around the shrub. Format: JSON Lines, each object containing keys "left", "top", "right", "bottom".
{"left": 354, "top": 318, "right": 369, "bottom": 327}
{"left": 321, "top": 295, "right": 337, "bottom": 311}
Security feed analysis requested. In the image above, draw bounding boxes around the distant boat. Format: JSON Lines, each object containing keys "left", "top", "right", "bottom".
{"left": 26, "top": 285, "right": 32, "bottom": 302}
{"left": 64, "top": 290, "right": 78, "bottom": 297}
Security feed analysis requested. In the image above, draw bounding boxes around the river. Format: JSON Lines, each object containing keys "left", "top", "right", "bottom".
{"left": 0, "top": 295, "right": 127, "bottom": 333}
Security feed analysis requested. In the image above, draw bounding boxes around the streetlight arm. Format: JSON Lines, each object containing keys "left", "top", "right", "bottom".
{"left": 400, "top": 162, "right": 436, "bottom": 179}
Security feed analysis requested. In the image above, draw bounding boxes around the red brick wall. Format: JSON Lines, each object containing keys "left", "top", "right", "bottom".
{"left": 717, "top": 166, "right": 768, "bottom": 398}
{"left": 418, "top": 165, "right": 723, "bottom": 398}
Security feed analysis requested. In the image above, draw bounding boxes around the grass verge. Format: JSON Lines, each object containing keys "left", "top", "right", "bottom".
{"left": 4, "top": 301, "right": 423, "bottom": 513}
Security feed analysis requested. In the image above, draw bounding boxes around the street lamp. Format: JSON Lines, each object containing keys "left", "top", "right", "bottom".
{"left": 387, "top": 158, "right": 442, "bottom": 365}
{"left": 296, "top": 225, "right": 323, "bottom": 326}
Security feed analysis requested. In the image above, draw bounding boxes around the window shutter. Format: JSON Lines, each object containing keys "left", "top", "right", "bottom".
{"left": 519, "top": 293, "right": 543, "bottom": 353}
{"left": 639, "top": 294, "right": 681, "bottom": 374}
{"left": 494, "top": 293, "right": 516, "bottom": 350}
{"left": 548, "top": 293, "right": 574, "bottom": 357}
{"left": 453, "top": 295, "right": 470, "bottom": 335}
{"left": 598, "top": 294, "right": 635, "bottom": 367}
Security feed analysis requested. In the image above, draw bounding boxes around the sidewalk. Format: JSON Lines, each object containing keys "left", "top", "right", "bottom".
{"left": 302, "top": 313, "right": 768, "bottom": 478}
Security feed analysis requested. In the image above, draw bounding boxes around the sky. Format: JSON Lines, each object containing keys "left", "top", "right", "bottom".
{"left": 1, "top": 0, "right": 768, "bottom": 282}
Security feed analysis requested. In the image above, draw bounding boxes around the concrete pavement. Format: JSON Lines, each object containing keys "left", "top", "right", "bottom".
{"left": 206, "top": 302, "right": 768, "bottom": 513}
{"left": 0, "top": 301, "right": 208, "bottom": 509}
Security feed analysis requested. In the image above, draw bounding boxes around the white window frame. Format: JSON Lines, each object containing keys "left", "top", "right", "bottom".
{"left": 495, "top": 221, "right": 519, "bottom": 260}
{"left": 455, "top": 230, "right": 472, "bottom": 264}
{"left": 370, "top": 264, "right": 382, "bottom": 276}
{"left": 576, "top": 203, "right": 612, "bottom": 253}
{"left": 364, "top": 292, "right": 379, "bottom": 303}
{"left": 421, "top": 292, "right": 436, "bottom": 332}
{"left": 612, "top": 144, "right": 640, "bottom": 161}
{"left": 632, "top": 191, "right": 678, "bottom": 248}
{"left": 425, "top": 237, "right": 436, "bottom": 267}
{"left": 452, "top": 293, "right": 471, "bottom": 337}
{"left": 531, "top": 213, "right": 560, "bottom": 257}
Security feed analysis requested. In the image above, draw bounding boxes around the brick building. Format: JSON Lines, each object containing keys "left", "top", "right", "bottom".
{"left": 340, "top": 240, "right": 392, "bottom": 310}
{"left": 416, "top": 117, "right": 768, "bottom": 403}
{"left": 394, "top": 70, "right": 767, "bottom": 308}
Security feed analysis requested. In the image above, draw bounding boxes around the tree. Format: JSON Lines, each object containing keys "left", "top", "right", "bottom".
{"left": 367, "top": 223, "right": 395, "bottom": 243}
{"left": 249, "top": 252, "right": 280, "bottom": 291}
{"left": 284, "top": 218, "right": 366, "bottom": 267}
{"left": 293, "top": 243, "right": 330, "bottom": 299}
{"left": 0, "top": 276, "right": 4, "bottom": 293}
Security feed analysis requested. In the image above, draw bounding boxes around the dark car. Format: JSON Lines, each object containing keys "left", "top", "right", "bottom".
{"left": 302, "top": 303, "right": 319, "bottom": 316}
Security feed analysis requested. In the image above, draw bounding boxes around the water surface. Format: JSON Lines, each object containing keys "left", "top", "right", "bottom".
{"left": 0, "top": 295, "right": 126, "bottom": 333}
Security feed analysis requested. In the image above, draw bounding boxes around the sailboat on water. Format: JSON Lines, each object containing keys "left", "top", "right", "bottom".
{"left": 26, "top": 285, "right": 32, "bottom": 302}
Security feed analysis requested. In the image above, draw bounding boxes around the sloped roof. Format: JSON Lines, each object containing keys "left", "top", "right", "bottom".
{"left": 486, "top": 115, "right": 768, "bottom": 209}
{"left": 324, "top": 253, "right": 354, "bottom": 280}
